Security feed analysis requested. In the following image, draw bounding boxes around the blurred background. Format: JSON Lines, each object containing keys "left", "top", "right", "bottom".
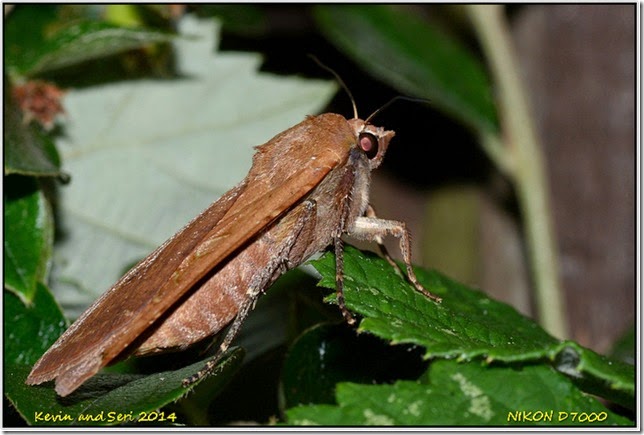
{"left": 4, "top": 4, "right": 635, "bottom": 426}
{"left": 205, "top": 4, "right": 635, "bottom": 356}
{"left": 5, "top": 2, "right": 634, "bottom": 360}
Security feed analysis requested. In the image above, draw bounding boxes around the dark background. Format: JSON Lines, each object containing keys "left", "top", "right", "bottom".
{"left": 3, "top": 4, "right": 635, "bottom": 426}
{"left": 209, "top": 4, "right": 635, "bottom": 355}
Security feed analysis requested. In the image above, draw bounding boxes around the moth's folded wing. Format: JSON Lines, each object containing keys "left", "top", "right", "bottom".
{"left": 26, "top": 148, "right": 342, "bottom": 396}
{"left": 25, "top": 182, "right": 248, "bottom": 396}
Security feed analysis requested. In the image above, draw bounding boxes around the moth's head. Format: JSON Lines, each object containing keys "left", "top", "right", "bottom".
{"left": 348, "top": 119, "right": 395, "bottom": 170}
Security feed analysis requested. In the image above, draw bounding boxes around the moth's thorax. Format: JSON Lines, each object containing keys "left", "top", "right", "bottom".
{"left": 349, "top": 147, "right": 372, "bottom": 222}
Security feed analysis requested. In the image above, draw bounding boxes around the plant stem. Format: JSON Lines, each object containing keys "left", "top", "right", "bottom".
{"left": 466, "top": 5, "right": 568, "bottom": 338}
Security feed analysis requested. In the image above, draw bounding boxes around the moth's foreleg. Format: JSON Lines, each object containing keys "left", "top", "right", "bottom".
{"left": 364, "top": 205, "right": 403, "bottom": 274}
{"left": 349, "top": 213, "right": 442, "bottom": 303}
{"left": 182, "top": 283, "right": 262, "bottom": 387}
{"left": 334, "top": 237, "right": 356, "bottom": 325}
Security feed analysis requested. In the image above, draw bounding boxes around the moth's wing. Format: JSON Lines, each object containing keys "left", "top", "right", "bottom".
{"left": 25, "top": 180, "right": 248, "bottom": 394}
{"left": 26, "top": 118, "right": 349, "bottom": 396}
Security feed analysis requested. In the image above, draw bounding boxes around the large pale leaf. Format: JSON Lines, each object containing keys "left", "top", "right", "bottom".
{"left": 52, "top": 15, "right": 336, "bottom": 319}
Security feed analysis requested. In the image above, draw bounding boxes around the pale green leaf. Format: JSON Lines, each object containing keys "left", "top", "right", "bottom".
{"left": 51, "top": 15, "right": 336, "bottom": 322}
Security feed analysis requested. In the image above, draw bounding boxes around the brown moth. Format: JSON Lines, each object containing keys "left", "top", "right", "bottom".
{"left": 26, "top": 94, "right": 442, "bottom": 397}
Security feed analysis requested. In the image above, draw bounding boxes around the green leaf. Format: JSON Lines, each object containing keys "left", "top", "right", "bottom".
{"left": 5, "top": 270, "right": 244, "bottom": 426}
{"left": 7, "top": 348, "right": 244, "bottom": 426}
{"left": 4, "top": 81, "right": 65, "bottom": 178}
{"left": 559, "top": 344, "right": 635, "bottom": 410}
{"left": 51, "top": 15, "right": 336, "bottom": 320}
{"left": 285, "top": 360, "right": 631, "bottom": 426}
{"left": 314, "top": 5, "right": 498, "bottom": 134}
{"left": 5, "top": 279, "right": 242, "bottom": 426}
{"left": 281, "top": 323, "right": 428, "bottom": 408}
{"left": 610, "top": 326, "right": 634, "bottom": 365}
{"left": 309, "top": 246, "right": 634, "bottom": 406}
{"left": 7, "top": 15, "right": 337, "bottom": 426}
{"left": 3, "top": 177, "right": 54, "bottom": 303}
{"left": 198, "top": 5, "right": 268, "bottom": 37}
{"left": 104, "top": 5, "right": 146, "bottom": 28}
{"left": 4, "top": 6, "right": 59, "bottom": 77}
{"left": 4, "top": 283, "right": 67, "bottom": 367}
{"left": 312, "top": 246, "right": 555, "bottom": 360}
{"left": 6, "top": 16, "right": 174, "bottom": 78}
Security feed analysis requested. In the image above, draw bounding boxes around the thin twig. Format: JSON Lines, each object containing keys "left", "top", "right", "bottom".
{"left": 466, "top": 5, "right": 568, "bottom": 338}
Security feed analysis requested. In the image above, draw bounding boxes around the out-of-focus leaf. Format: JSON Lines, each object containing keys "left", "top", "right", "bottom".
{"left": 7, "top": 347, "right": 243, "bottom": 426}
{"left": 6, "top": 17, "right": 174, "bottom": 77}
{"left": 5, "top": 272, "right": 244, "bottom": 427}
{"left": 4, "top": 177, "right": 54, "bottom": 303}
{"left": 51, "top": 15, "right": 336, "bottom": 319}
{"left": 197, "top": 5, "right": 268, "bottom": 36}
{"left": 4, "top": 6, "right": 59, "bottom": 76}
{"left": 4, "top": 283, "right": 67, "bottom": 368}
{"left": 314, "top": 5, "right": 498, "bottom": 134}
{"left": 610, "top": 327, "right": 634, "bottom": 366}
{"left": 280, "top": 323, "right": 428, "bottom": 409}
{"left": 104, "top": 4, "right": 144, "bottom": 28}
{"left": 4, "top": 81, "right": 65, "bottom": 178}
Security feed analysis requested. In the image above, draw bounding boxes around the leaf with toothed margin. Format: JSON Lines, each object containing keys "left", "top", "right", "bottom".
{"left": 309, "top": 246, "right": 634, "bottom": 410}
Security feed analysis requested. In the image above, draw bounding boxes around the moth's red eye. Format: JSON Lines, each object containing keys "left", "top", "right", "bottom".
{"left": 359, "top": 133, "right": 378, "bottom": 159}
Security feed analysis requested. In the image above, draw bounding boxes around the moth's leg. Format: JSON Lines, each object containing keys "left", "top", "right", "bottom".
{"left": 183, "top": 200, "right": 317, "bottom": 387}
{"left": 365, "top": 205, "right": 403, "bottom": 274}
{"left": 183, "top": 283, "right": 262, "bottom": 387}
{"left": 348, "top": 213, "right": 442, "bottom": 303}
{"left": 334, "top": 237, "right": 356, "bottom": 325}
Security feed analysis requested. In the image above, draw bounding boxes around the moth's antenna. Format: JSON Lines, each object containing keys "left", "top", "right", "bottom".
{"left": 309, "top": 55, "right": 358, "bottom": 119}
{"left": 364, "top": 96, "right": 431, "bottom": 125}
